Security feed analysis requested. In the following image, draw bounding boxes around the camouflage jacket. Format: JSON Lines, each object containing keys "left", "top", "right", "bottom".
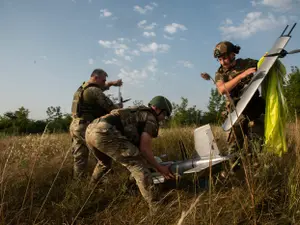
{"left": 215, "top": 58, "right": 258, "bottom": 101}
{"left": 101, "top": 105, "right": 159, "bottom": 147}
{"left": 71, "top": 82, "right": 119, "bottom": 122}
{"left": 215, "top": 58, "right": 265, "bottom": 118}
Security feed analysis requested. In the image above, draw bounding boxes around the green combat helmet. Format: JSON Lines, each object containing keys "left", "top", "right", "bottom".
{"left": 213, "top": 41, "right": 241, "bottom": 58}
{"left": 148, "top": 96, "right": 172, "bottom": 117}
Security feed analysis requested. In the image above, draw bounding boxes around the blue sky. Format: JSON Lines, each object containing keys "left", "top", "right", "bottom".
{"left": 1, "top": 0, "right": 300, "bottom": 120}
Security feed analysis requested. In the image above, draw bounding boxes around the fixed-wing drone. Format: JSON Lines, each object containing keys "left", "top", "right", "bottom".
{"left": 151, "top": 124, "right": 232, "bottom": 184}
{"left": 151, "top": 23, "right": 299, "bottom": 184}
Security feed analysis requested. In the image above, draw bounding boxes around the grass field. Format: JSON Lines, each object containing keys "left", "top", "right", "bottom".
{"left": 0, "top": 124, "right": 300, "bottom": 225}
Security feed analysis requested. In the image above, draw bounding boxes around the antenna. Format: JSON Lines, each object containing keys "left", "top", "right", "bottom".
{"left": 287, "top": 23, "right": 297, "bottom": 36}
{"left": 280, "top": 25, "right": 289, "bottom": 36}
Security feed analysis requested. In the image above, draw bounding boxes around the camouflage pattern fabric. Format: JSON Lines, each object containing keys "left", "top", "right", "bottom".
{"left": 215, "top": 58, "right": 265, "bottom": 153}
{"left": 215, "top": 58, "right": 258, "bottom": 102}
{"left": 85, "top": 107, "right": 160, "bottom": 207}
{"left": 69, "top": 82, "right": 119, "bottom": 179}
{"left": 73, "top": 83, "right": 119, "bottom": 122}
{"left": 69, "top": 118, "right": 90, "bottom": 178}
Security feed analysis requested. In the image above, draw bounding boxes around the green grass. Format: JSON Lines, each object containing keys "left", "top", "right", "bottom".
{"left": 0, "top": 124, "right": 300, "bottom": 224}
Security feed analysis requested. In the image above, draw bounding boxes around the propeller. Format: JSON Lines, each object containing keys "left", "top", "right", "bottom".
{"left": 264, "top": 49, "right": 300, "bottom": 58}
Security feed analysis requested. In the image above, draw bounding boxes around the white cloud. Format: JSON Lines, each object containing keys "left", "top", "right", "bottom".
{"left": 138, "top": 20, "right": 157, "bottom": 30}
{"left": 163, "top": 34, "right": 174, "bottom": 40}
{"left": 117, "top": 57, "right": 159, "bottom": 84}
{"left": 219, "top": 12, "right": 288, "bottom": 39}
{"left": 223, "top": 18, "right": 233, "bottom": 25}
{"left": 98, "top": 40, "right": 129, "bottom": 50}
{"left": 164, "top": 23, "right": 187, "bottom": 34}
{"left": 102, "top": 58, "right": 122, "bottom": 66}
{"left": 151, "top": 2, "right": 158, "bottom": 7}
{"left": 124, "top": 56, "right": 132, "bottom": 61}
{"left": 40, "top": 55, "right": 48, "bottom": 60}
{"left": 118, "top": 68, "right": 148, "bottom": 85}
{"left": 260, "top": 0, "right": 294, "bottom": 11}
{"left": 114, "top": 48, "right": 133, "bottom": 61}
{"left": 88, "top": 58, "right": 94, "bottom": 65}
{"left": 98, "top": 39, "right": 134, "bottom": 62}
{"left": 130, "top": 50, "right": 140, "bottom": 56}
{"left": 117, "top": 37, "right": 131, "bottom": 42}
{"left": 133, "top": 2, "right": 158, "bottom": 14}
{"left": 138, "top": 42, "right": 170, "bottom": 54}
{"left": 98, "top": 40, "right": 112, "bottom": 48}
{"left": 147, "top": 58, "right": 158, "bottom": 72}
{"left": 143, "top": 31, "right": 156, "bottom": 37}
{"left": 144, "top": 23, "right": 157, "bottom": 30}
{"left": 115, "top": 48, "right": 125, "bottom": 57}
{"left": 100, "top": 9, "right": 112, "bottom": 17}
{"left": 252, "top": 0, "right": 300, "bottom": 12}
{"left": 138, "top": 20, "right": 147, "bottom": 28}
{"left": 251, "top": 0, "right": 258, "bottom": 6}
{"left": 177, "top": 60, "right": 194, "bottom": 68}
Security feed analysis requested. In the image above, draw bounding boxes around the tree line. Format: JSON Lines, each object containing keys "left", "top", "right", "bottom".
{"left": 1, "top": 66, "right": 299, "bottom": 136}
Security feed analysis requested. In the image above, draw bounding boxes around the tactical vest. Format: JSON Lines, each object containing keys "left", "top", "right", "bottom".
{"left": 71, "top": 82, "right": 108, "bottom": 121}
{"left": 101, "top": 106, "right": 159, "bottom": 146}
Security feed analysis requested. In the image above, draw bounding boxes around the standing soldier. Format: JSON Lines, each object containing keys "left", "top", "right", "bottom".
{"left": 85, "top": 96, "right": 175, "bottom": 210}
{"left": 70, "top": 68, "right": 123, "bottom": 179}
{"left": 212, "top": 41, "right": 265, "bottom": 153}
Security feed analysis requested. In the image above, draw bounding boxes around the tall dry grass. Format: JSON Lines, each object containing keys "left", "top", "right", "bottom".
{"left": 0, "top": 123, "right": 299, "bottom": 224}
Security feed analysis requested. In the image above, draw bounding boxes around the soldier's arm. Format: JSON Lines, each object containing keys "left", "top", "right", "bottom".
{"left": 139, "top": 114, "right": 174, "bottom": 179}
{"left": 89, "top": 87, "right": 119, "bottom": 112}
{"left": 102, "top": 79, "right": 123, "bottom": 91}
{"left": 216, "top": 68, "right": 256, "bottom": 95}
{"left": 139, "top": 132, "right": 175, "bottom": 179}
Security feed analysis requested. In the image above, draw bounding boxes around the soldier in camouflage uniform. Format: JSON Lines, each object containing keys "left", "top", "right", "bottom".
{"left": 85, "top": 96, "right": 175, "bottom": 209}
{"left": 70, "top": 68, "right": 123, "bottom": 179}
{"left": 213, "top": 41, "right": 265, "bottom": 153}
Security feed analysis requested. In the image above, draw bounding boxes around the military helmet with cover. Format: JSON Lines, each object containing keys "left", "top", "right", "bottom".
{"left": 148, "top": 96, "right": 172, "bottom": 117}
{"left": 213, "top": 41, "right": 240, "bottom": 58}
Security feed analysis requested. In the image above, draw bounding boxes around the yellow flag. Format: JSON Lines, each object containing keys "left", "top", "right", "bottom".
{"left": 259, "top": 55, "right": 288, "bottom": 156}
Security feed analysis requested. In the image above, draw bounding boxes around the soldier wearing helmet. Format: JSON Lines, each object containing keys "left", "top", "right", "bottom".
{"left": 213, "top": 41, "right": 265, "bottom": 154}
{"left": 69, "top": 68, "right": 123, "bottom": 180}
{"left": 85, "top": 95, "right": 175, "bottom": 210}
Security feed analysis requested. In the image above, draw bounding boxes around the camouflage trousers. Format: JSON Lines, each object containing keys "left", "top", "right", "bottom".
{"left": 227, "top": 114, "right": 265, "bottom": 154}
{"left": 85, "top": 119, "right": 158, "bottom": 208}
{"left": 69, "top": 118, "right": 112, "bottom": 179}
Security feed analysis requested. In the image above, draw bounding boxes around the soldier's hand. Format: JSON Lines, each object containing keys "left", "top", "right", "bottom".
{"left": 118, "top": 102, "right": 123, "bottom": 108}
{"left": 111, "top": 79, "right": 123, "bottom": 87}
{"left": 240, "top": 67, "right": 256, "bottom": 79}
{"left": 158, "top": 165, "right": 175, "bottom": 180}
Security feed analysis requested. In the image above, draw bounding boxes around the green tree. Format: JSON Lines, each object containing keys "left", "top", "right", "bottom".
{"left": 46, "top": 106, "right": 62, "bottom": 121}
{"left": 202, "top": 88, "right": 226, "bottom": 124}
{"left": 133, "top": 100, "right": 144, "bottom": 106}
{"left": 46, "top": 106, "right": 72, "bottom": 133}
{"left": 0, "top": 107, "right": 31, "bottom": 134}
{"left": 170, "top": 97, "right": 202, "bottom": 127}
{"left": 284, "top": 66, "right": 300, "bottom": 119}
